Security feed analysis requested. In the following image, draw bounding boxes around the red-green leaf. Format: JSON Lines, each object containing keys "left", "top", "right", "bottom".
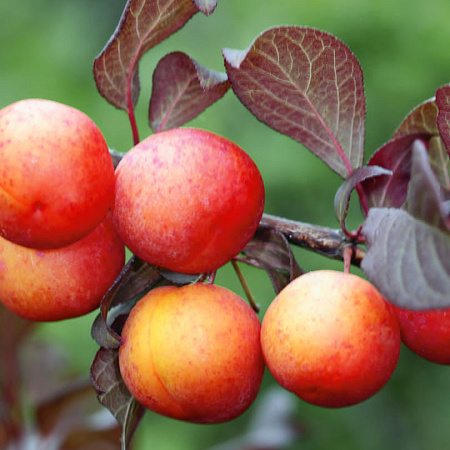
{"left": 429, "top": 136, "right": 450, "bottom": 189}
{"left": 90, "top": 348, "right": 145, "bottom": 449}
{"left": 223, "top": 26, "right": 366, "bottom": 178}
{"left": 149, "top": 52, "right": 230, "bottom": 132}
{"left": 334, "top": 166, "right": 392, "bottom": 231}
{"left": 393, "top": 98, "right": 439, "bottom": 138}
{"left": 362, "top": 208, "right": 450, "bottom": 310}
{"left": 93, "top": 0, "right": 200, "bottom": 110}
{"left": 406, "top": 141, "right": 450, "bottom": 232}
{"left": 436, "top": 84, "right": 450, "bottom": 156}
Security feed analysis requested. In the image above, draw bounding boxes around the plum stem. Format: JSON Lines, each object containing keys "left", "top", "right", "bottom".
{"left": 231, "top": 260, "right": 260, "bottom": 313}
{"left": 342, "top": 245, "right": 354, "bottom": 274}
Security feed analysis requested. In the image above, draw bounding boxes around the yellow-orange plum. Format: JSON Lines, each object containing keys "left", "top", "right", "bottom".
{"left": 113, "top": 128, "right": 265, "bottom": 274}
{"left": 0, "top": 99, "right": 115, "bottom": 249}
{"left": 0, "top": 213, "right": 125, "bottom": 321}
{"left": 261, "top": 270, "right": 401, "bottom": 408}
{"left": 118, "top": 284, "right": 265, "bottom": 423}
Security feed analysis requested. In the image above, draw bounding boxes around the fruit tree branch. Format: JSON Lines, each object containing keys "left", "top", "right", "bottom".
{"left": 259, "top": 214, "right": 365, "bottom": 266}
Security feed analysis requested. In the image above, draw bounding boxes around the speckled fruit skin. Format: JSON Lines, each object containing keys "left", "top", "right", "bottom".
{"left": 112, "top": 128, "right": 265, "bottom": 274}
{"left": 393, "top": 306, "right": 450, "bottom": 364}
{"left": 0, "top": 213, "right": 125, "bottom": 321}
{"left": 261, "top": 270, "right": 401, "bottom": 408}
{"left": 0, "top": 99, "right": 115, "bottom": 249}
{"left": 118, "top": 283, "right": 265, "bottom": 423}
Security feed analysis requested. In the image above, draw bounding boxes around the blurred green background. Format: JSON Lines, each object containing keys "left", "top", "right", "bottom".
{"left": 1, "top": 0, "right": 450, "bottom": 449}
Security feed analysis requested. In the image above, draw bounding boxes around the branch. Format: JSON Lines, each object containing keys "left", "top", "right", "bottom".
{"left": 259, "top": 214, "right": 365, "bottom": 266}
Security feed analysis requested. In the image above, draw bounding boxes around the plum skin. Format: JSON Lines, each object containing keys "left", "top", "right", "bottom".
{"left": 0, "top": 98, "right": 115, "bottom": 249}
{"left": 393, "top": 306, "right": 450, "bottom": 364}
{"left": 112, "top": 127, "right": 265, "bottom": 274}
{"left": 261, "top": 270, "right": 401, "bottom": 408}
{"left": 118, "top": 283, "right": 265, "bottom": 423}
{"left": 0, "top": 213, "right": 125, "bottom": 321}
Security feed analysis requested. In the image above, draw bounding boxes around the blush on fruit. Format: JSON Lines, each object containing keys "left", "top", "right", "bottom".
{"left": 393, "top": 306, "right": 450, "bottom": 365}
{"left": 112, "top": 127, "right": 265, "bottom": 274}
{"left": 0, "top": 98, "right": 115, "bottom": 249}
{"left": 119, "top": 283, "right": 265, "bottom": 423}
{"left": 261, "top": 270, "right": 401, "bottom": 408}
{"left": 0, "top": 213, "right": 125, "bottom": 321}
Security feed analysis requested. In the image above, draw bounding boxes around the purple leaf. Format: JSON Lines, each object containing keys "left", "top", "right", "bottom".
{"left": 92, "top": 256, "right": 161, "bottom": 348}
{"left": 334, "top": 166, "right": 392, "bottom": 231}
{"left": 90, "top": 347, "right": 145, "bottom": 448}
{"left": 193, "top": 0, "right": 219, "bottom": 15}
{"left": 362, "top": 135, "right": 422, "bottom": 208}
{"left": 406, "top": 141, "right": 450, "bottom": 232}
{"left": 363, "top": 98, "right": 441, "bottom": 209}
{"left": 36, "top": 378, "right": 122, "bottom": 449}
{"left": 362, "top": 208, "right": 450, "bottom": 310}
{"left": 0, "top": 305, "right": 36, "bottom": 443}
{"left": 436, "top": 84, "right": 450, "bottom": 156}
{"left": 149, "top": 52, "right": 230, "bottom": 132}
{"left": 93, "top": 0, "right": 200, "bottom": 110}
{"left": 223, "top": 26, "right": 366, "bottom": 178}
{"left": 393, "top": 98, "right": 439, "bottom": 138}
{"left": 237, "top": 228, "right": 303, "bottom": 294}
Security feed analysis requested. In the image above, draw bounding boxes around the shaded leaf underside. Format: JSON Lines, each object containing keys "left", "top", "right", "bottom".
{"left": 239, "top": 227, "right": 303, "bottom": 294}
{"left": 407, "top": 142, "right": 450, "bottom": 232}
{"left": 90, "top": 347, "right": 145, "bottom": 448}
{"left": 223, "top": 26, "right": 366, "bottom": 178}
{"left": 362, "top": 208, "right": 450, "bottom": 310}
{"left": 334, "top": 165, "right": 392, "bottom": 229}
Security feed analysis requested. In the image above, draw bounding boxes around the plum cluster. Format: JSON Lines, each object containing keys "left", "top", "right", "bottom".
{"left": 0, "top": 99, "right": 125, "bottom": 321}
{"left": 0, "top": 99, "right": 448, "bottom": 426}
